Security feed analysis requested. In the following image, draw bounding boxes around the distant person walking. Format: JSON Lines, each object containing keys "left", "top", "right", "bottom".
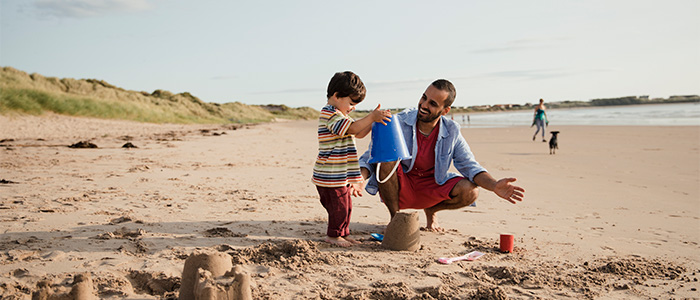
{"left": 461, "top": 114, "right": 470, "bottom": 126}
{"left": 532, "top": 99, "right": 548, "bottom": 142}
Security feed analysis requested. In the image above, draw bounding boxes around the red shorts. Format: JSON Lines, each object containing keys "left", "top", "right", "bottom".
{"left": 395, "top": 164, "right": 463, "bottom": 209}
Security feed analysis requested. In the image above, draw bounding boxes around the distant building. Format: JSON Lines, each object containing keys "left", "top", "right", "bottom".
{"left": 493, "top": 104, "right": 518, "bottom": 109}
{"left": 471, "top": 105, "right": 491, "bottom": 110}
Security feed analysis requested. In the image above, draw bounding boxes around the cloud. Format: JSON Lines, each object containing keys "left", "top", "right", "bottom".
{"left": 210, "top": 75, "right": 238, "bottom": 81}
{"left": 33, "top": 0, "right": 154, "bottom": 18}
{"left": 367, "top": 78, "right": 434, "bottom": 89}
{"left": 250, "top": 78, "right": 436, "bottom": 96}
{"left": 484, "top": 69, "right": 571, "bottom": 79}
{"left": 249, "top": 88, "right": 318, "bottom": 96}
{"left": 248, "top": 69, "right": 614, "bottom": 97}
{"left": 243, "top": 68, "right": 614, "bottom": 97}
{"left": 470, "top": 45, "right": 531, "bottom": 54}
{"left": 470, "top": 37, "right": 569, "bottom": 54}
{"left": 480, "top": 68, "right": 614, "bottom": 80}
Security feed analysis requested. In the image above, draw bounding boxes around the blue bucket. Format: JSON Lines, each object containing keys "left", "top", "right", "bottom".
{"left": 368, "top": 115, "right": 412, "bottom": 164}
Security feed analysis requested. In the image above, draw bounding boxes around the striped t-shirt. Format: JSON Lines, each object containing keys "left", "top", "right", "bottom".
{"left": 312, "top": 104, "right": 362, "bottom": 187}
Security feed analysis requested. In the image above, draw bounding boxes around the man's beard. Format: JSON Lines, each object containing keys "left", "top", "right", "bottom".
{"left": 417, "top": 107, "right": 441, "bottom": 123}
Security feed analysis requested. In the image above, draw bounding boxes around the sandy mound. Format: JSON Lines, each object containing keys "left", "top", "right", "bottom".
{"left": 382, "top": 211, "right": 421, "bottom": 251}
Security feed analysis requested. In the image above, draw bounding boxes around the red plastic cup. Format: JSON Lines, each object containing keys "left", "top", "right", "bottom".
{"left": 500, "top": 233, "right": 514, "bottom": 253}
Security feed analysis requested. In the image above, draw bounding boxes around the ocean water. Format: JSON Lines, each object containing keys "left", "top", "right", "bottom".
{"left": 453, "top": 102, "right": 700, "bottom": 128}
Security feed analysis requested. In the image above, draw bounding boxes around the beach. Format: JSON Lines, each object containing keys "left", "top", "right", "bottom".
{"left": 1, "top": 114, "right": 698, "bottom": 299}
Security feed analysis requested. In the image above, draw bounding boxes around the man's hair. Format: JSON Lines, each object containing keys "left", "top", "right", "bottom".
{"left": 431, "top": 79, "right": 456, "bottom": 108}
{"left": 327, "top": 71, "right": 366, "bottom": 102}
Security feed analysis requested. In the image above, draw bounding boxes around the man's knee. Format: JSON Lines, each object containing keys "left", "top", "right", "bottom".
{"left": 451, "top": 180, "right": 479, "bottom": 206}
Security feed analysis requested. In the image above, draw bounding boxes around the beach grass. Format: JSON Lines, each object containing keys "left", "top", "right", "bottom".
{"left": 0, "top": 87, "right": 230, "bottom": 124}
{"left": 0, "top": 66, "right": 318, "bottom": 124}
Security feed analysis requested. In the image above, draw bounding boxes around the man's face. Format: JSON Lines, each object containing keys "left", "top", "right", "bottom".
{"left": 417, "top": 85, "right": 450, "bottom": 123}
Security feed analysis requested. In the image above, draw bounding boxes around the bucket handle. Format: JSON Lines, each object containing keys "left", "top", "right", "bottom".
{"left": 376, "top": 159, "right": 401, "bottom": 184}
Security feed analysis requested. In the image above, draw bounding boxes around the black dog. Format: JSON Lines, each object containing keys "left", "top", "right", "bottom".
{"left": 549, "top": 131, "right": 560, "bottom": 154}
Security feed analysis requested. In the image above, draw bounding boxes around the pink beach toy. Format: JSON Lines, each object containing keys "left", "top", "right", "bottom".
{"left": 437, "top": 251, "right": 485, "bottom": 264}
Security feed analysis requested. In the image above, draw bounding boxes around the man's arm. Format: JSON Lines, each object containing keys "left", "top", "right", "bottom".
{"left": 451, "top": 131, "right": 487, "bottom": 181}
{"left": 360, "top": 167, "right": 371, "bottom": 180}
{"left": 473, "top": 172, "right": 525, "bottom": 204}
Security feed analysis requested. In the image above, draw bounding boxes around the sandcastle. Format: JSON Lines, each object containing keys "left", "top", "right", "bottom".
{"left": 32, "top": 273, "right": 95, "bottom": 300}
{"left": 179, "top": 251, "right": 252, "bottom": 300}
{"left": 381, "top": 211, "right": 421, "bottom": 251}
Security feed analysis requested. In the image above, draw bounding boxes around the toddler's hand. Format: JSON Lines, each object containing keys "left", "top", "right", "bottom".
{"left": 371, "top": 104, "right": 392, "bottom": 125}
{"left": 350, "top": 182, "right": 364, "bottom": 197}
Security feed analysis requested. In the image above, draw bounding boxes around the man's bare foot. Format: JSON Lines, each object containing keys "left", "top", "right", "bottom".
{"left": 424, "top": 211, "right": 445, "bottom": 232}
{"left": 325, "top": 236, "right": 352, "bottom": 247}
{"left": 344, "top": 236, "right": 362, "bottom": 244}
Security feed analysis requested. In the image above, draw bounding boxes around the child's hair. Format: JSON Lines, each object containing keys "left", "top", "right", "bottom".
{"left": 326, "top": 71, "right": 366, "bottom": 103}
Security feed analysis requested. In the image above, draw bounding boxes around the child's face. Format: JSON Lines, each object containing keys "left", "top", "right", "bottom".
{"left": 331, "top": 95, "right": 362, "bottom": 116}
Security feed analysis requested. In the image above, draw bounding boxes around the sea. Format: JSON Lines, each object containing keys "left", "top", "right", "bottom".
{"left": 452, "top": 102, "right": 700, "bottom": 128}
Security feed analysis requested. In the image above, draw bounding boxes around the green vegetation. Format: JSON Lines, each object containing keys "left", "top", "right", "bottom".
{"left": 0, "top": 87, "right": 215, "bottom": 123}
{"left": 0, "top": 66, "right": 318, "bottom": 124}
{"left": 257, "top": 104, "right": 318, "bottom": 120}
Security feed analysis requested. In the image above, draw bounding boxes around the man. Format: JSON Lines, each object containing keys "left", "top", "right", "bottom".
{"left": 357, "top": 79, "right": 525, "bottom": 231}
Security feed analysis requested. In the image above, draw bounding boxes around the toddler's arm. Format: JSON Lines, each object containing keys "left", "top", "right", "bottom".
{"left": 348, "top": 104, "right": 391, "bottom": 138}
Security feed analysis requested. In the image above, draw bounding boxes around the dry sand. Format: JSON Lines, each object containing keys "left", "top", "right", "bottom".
{"left": 0, "top": 113, "right": 698, "bottom": 299}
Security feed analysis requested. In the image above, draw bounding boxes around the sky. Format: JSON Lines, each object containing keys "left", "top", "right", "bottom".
{"left": 1, "top": 0, "right": 698, "bottom": 109}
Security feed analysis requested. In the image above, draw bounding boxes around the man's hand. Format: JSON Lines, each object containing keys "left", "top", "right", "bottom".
{"left": 493, "top": 177, "right": 525, "bottom": 204}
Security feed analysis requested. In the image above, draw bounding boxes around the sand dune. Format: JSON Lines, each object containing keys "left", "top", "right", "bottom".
{"left": 1, "top": 114, "right": 698, "bottom": 299}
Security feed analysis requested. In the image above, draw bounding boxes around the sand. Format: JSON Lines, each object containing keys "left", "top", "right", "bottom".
{"left": 0, "top": 113, "right": 698, "bottom": 299}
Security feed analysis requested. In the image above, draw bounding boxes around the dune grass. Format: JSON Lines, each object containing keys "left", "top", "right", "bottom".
{"left": 0, "top": 86, "right": 317, "bottom": 124}
{"left": 1, "top": 66, "right": 319, "bottom": 124}
{"left": 0, "top": 87, "right": 228, "bottom": 123}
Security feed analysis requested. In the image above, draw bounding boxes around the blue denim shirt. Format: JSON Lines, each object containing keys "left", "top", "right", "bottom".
{"left": 359, "top": 108, "right": 487, "bottom": 195}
